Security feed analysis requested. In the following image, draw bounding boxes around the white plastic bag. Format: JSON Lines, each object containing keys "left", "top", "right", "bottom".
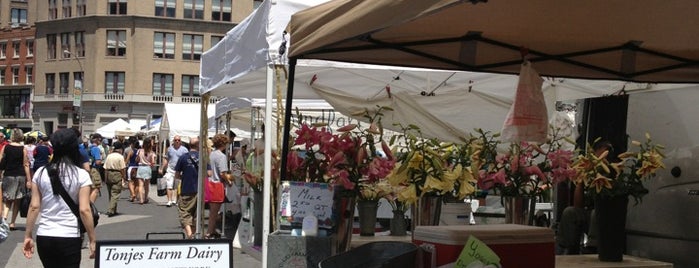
{"left": 501, "top": 61, "right": 548, "bottom": 143}
{"left": 157, "top": 177, "right": 167, "bottom": 196}
{"left": 0, "top": 218, "right": 9, "bottom": 243}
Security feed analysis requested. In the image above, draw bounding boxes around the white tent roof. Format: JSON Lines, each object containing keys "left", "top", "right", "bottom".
{"left": 95, "top": 118, "right": 134, "bottom": 139}
{"left": 160, "top": 103, "right": 216, "bottom": 143}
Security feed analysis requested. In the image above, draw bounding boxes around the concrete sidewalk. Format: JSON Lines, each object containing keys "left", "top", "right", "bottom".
{"left": 2, "top": 186, "right": 262, "bottom": 267}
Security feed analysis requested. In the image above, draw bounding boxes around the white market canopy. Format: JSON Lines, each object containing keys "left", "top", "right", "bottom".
{"left": 159, "top": 103, "right": 216, "bottom": 143}
{"left": 95, "top": 118, "right": 140, "bottom": 139}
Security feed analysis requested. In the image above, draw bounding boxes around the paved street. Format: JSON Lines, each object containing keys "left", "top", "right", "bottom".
{"left": 0, "top": 183, "right": 261, "bottom": 267}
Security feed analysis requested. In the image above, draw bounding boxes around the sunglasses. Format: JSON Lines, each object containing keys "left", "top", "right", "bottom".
{"left": 174, "top": 139, "right": 181, "bottom": 142}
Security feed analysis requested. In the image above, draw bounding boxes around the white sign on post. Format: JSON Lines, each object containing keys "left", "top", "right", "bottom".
{"left": 73, "top": 80, "right": 82, "bottom": 107}
{"left": 96, "top": 239, "right": 232, "bottom": 268}
{"left": 278, "top": 181, "right": 334, "bottom": 229}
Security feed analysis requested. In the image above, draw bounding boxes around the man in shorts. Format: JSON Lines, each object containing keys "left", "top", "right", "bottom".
{"left": 174, "top": 137, "right": 200, "bottom": 238}
{"left": 160, "top": 135, "right": 188, "bottom": 207}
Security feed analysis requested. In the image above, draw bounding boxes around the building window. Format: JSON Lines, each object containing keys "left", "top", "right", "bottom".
{"left": 181, "top": 75, "right": 200, "bottom": 97}
{"left": 182, "top": 34, "right": 203, "bottom": 61}
{"left": 152, "top": 73, "right": 173, "bottom": 96}
{"left": 212, "top": 0, "right": 232, "bottom": 22}
{"left": 76, "top": 0, "right": 86, "bottom": 16}
{"left": 59, "top": 72, "right": 70, "bottom": 94}
{"left": 107, "top": 30, "right": 126, "bottom": 56}
{"left": 74, "top": 32, "right": 84, "bottom": 57}
{"left": 49, "top": 0, "right": 58, "bottom": 20}
{"left": 155, "top": 0, "right": 176, "bottom": 17}
{"left": 12, "top": 67, "right": 20, "bottom": 85}
{"left": 0, "top": 42, "right": 6, "bottom": 59}
{"left": 25, "top": 66, "right": 33, "bottom": 84}
{"left": 12, "top": 41, "right": 20, "bottom": 58}
{"left": 62, "top": 0, "right": 72, "bottom": 18}
{"left": 47, "top": 34, "right": 57, "bottom": 60}
{"left": 211, "top": 36, "right": 223, "bottom": 48}
{"left": 0, "top": 68, "right": 5, "bottom": 85}
{"left": 46, "top": 73, "right": 56, "bottom": 94}
{"left": 109, "top": 0, "right": 127, "bottom": 15}
{"left": 61, "top": 33, "right": 71, "bottom": 58}
{"left": 105, "top": 72, "right": 125, "bottom": 94}
{"left": 11, "top": 9, "right": 28, "bottom": 27}
{"left": 26, "top": 40, "right": 34, "bottom": 57}
{"left": 0, "top": 89, "right": 31, "bottom": 119}
{"left": 74, "top": 71, "right": 83, "bottom": 85}
{"left": 153, "top": 32, "right": 175, "bottom": 59}
{"left": 184, "top": 0, "right": 204, "bottom": 19}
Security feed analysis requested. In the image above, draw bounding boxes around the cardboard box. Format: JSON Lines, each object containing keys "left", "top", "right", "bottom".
{"left": 413, "top": 224, "right": 554, "bottom": 268}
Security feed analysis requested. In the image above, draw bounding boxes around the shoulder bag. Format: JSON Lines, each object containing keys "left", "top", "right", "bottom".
{"left": 47, "top": 167, "right": 99, "bottom": 233}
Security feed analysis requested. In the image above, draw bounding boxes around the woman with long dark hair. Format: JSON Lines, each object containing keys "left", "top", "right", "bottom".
{"left": 124, "top": 137, "right": 140, "bottom": 202}
{"left": 22, "top": 128, "right": 96, "bottom": 267}
{"left": 136, "top": 137, "right": 156, "bottom": 204}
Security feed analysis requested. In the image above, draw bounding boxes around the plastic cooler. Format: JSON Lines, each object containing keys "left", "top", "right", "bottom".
{"left": 413, "top": 224, "right": 554, "bottom": 268}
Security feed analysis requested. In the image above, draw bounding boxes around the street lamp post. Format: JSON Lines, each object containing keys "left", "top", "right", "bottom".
{"left": 64, "top": 50, "right": 84, "bottom": 135}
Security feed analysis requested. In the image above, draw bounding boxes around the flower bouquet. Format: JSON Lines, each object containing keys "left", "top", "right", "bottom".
{"left": 285, "top": 106, "right": 396, "bottom": 196}
{"left": 572, "top": 133, "right": 665, "bottom": 204}
{"left": 387, "top": 124, "right": 479, "bottom": 226}
{"left": 473, "top": 126, "right": 576, "bottom": 224}
{"left": 387, "top": 124, "right": 478, "bottom": 205}
{"left": 572, "top": 134, "right": 664, "bottom": 261}
{"left": 475, "top": 126, "right": 576, "bottom": 198}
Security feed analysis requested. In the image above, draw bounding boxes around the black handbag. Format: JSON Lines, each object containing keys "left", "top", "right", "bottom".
{"left": 19, "top": 189, "right": 30, "bottom": 218}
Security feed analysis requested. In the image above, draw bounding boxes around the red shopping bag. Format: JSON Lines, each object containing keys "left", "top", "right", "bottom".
{"left": 205, "top": 179, "right": 225, "bottom": 203}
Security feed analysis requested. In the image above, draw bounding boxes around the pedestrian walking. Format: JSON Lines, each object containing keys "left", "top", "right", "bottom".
{"left": 160, "top": 135, "right": 188, "bottom": 207}
{"left": 124, "top": 137, "right": 140, "bottom": 202}
{"left": 103, "top": 142, "right": 126, "bottom": 217}
{"left": 32, "top": 136, "right": 53, "bottom": 173}
{"left": 88, "top": 137, "right": 103, "bottom": 203}
{"left": 23, "top": 128, "right": 96, "bottom": 267}
{"left": 174, "top": 137, "right": 202, "bottom": 239}
{"left": 136, "top": 137, "right": 156, "bottom": 205}
{"left": 24, "top": 136, "right": 37, "bottom": 174}
{"left": 207, "top": 134, "right": 233, "bottom": 239}
{"left": 1, "top": 128, "right": 32, "bottom": 231}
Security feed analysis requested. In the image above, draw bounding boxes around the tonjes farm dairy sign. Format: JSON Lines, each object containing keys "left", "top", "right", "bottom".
{"left": 96, "top": 239, "right": 232, "bottom": 268}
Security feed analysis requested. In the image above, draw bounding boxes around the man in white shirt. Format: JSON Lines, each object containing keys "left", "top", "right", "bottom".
{"left": 160, "top": 136, "right": 189, "bottom": 207}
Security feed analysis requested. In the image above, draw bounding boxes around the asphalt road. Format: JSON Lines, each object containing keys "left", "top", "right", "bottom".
{"left": 0, "top": 182, "right": 261, "bottom": 267}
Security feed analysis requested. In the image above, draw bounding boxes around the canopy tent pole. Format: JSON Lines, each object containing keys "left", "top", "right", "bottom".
{"left": 262, "top": 64, "right": 275, "bottom": 268}
{"left": 280, "top": 58, "right": 297, "bottom": 181}
{"left": 195, "top": 94, "right": 210, "bottom": 239}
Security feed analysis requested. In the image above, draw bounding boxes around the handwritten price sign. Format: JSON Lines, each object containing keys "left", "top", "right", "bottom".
{"left": 278, "top": 181, "right": 334, "bottom": 229}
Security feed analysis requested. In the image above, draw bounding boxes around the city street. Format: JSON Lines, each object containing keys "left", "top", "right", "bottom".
{"left": 0, "top": 183, "right": 261, "bottom": 267}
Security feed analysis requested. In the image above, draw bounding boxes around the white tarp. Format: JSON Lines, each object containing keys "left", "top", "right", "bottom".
{"left": 200, "top": 0, "right": 329, "bottom": 93}
{"left": 207, "top": 60, "right": 680, "bottom": 142}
